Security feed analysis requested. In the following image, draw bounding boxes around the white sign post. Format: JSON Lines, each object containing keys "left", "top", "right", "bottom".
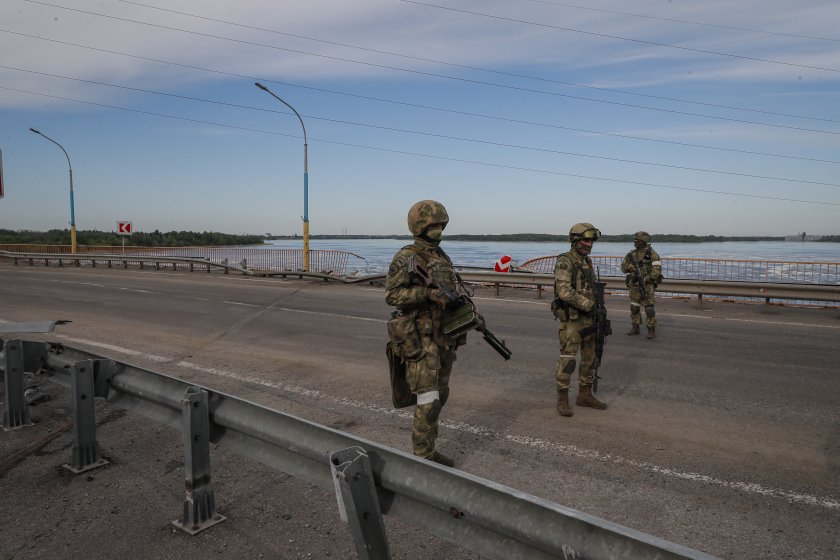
{"left": 117, "top": 220, "right": 132, "bottom": 254}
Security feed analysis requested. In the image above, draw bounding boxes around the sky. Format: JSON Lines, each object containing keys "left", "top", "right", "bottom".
{"left": 1, "top": 0, "right": 839, "bottom": 237}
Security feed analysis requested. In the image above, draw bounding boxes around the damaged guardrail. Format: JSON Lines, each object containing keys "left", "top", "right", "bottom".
{"left": 3, "top": 250, "right": 838, "bottom": 305}
{"left": 1, "top": 338, "right": 718, "bottom": 560}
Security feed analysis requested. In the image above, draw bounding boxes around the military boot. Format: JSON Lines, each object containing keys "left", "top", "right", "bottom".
{"left": 430, "top": 450, "right": 455, "bottom": 467}
{"left": 646, "top": 327, "right": 656, "bottom": 339}
{"left": 627, "top": 324, "right": 640, "bottom": 336}
{"left": 556, "top": 389, "right": 573, "bottom": 417}
{"left": 576, "top": 385, "right": 607, "bottom": 410}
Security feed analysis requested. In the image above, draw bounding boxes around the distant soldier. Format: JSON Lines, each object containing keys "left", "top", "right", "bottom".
{"left": 550, "top": 222, "right": 608, "bottom": 417}
{"left": 385, "top": 200, "right": 473, "bottom": 467}
{"left": 620, "top": 231, "right": 663, "bottom": 339}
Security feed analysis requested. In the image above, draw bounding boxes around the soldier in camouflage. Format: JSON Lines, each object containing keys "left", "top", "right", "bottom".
{"left": 620, "top": 231, "right": 662, "bottom": 339}
{"left": 551, "top": 223, "right": 608, "bottom": 417}
{"left": 385, "top": 200, "right": 469, "bottom": 467}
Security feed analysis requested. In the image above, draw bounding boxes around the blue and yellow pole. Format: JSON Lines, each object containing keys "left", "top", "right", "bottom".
{"left": 29, "top": 128, "right": 77, "bottom": 253}
{"left": 255, "top": 83, "right": 310, "bottom": 272}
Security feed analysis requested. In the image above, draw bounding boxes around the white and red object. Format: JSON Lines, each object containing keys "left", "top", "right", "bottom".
{"left": 494, "top": 255, "right": 513, "bottom": 272}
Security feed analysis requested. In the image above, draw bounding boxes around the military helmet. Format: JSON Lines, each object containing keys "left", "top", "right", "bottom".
{"left": 633, "top": 231, "right": 651, "bottom": 244}
{"left": 407, "top": 200, "right": 449, "bottom": 237}
{"left": 569, "top": 222, "right": 601, "bottom": 242}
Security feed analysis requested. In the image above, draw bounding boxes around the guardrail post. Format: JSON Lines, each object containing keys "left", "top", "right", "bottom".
{"left": 172, "top": 386, "right": 226, "bottom": 535}
{"left": 2, "top": 340, "right": 33, "bottom": 430}
{"left": 63, "top": 360, "right": 109, "bottom": 473}
{"left": 330, "top": 446, "right": 391, "bottom": 560}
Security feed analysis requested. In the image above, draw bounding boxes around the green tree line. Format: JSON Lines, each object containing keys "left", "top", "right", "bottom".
{"left": 0, "top": 229, "right": 265, "bottom": 247}
{"left": 303, "top": 233, "right": 796, "bottom": 242}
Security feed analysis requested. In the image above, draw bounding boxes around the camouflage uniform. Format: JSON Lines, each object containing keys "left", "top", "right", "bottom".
{"left": 620, "top": 231, "right": 662, "bottom": 336}
{"left": 551, "top": 223, "right": 607, "bottom": 416}
{"left": 385, "top": 200, "right": 465, "bottom": 466}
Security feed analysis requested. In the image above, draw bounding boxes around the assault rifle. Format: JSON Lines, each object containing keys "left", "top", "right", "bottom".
{"left": 412, "top": 263, "right": 512, "bottom": 360}
{"left": 627, "top": 251, "right": 648, "bottom": 301}
{"left": 580, "top": 268, "right": 611, "bottom": 392}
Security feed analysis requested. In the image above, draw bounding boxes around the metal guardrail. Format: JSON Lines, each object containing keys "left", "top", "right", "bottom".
{"left": 0, "top": 244, "right": 365, "bottom": 276}
{"left": 520, "top": 255, "right": 840, "bottom": 285}
{"left": 1, "top": 338, "right": 717, "bottom": 559}
{"left": 2, "top": 250, "right": 838, "bottom": 305}
{"left": 455, "top": 271, "right": 840, "bottom": 304}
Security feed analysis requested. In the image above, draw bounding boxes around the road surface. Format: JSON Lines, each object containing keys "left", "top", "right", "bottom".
{"left": 1, "top": 264, "right": 838, "bottom": 559}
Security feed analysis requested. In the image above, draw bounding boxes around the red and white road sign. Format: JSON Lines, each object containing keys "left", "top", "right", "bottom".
{"left": 494, "top": 255, "right": 513, "bottom": 272}
{"left": 117, "top": 221, "right": 133, "bottom": 235}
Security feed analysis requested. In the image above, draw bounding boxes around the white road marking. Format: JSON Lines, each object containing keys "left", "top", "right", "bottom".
{"left": 222, "top": 301, "right": 259, "bottom": 307}
{"left": 272, "top": 307, "right": 387, "bottom": 323}
{"left": 58, "top": 336, "right": 169, "bottom": 362}
{"left": 51, "top": 335, "right": 840, "bottom": 511}
{"left": 468, "top": 296, "right": 840, "bottom": 329}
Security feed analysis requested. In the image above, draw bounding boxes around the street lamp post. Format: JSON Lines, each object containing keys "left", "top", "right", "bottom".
{"left": 29, "top": 128, "right": 77, "bottom": 254}
{"left": 255, "top": 82, "right": 310, "bottom": 272}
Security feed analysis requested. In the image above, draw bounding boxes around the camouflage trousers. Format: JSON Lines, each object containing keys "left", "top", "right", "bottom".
{"left": 628, "top": 281, "right": 657, "bottom": 328}
{"left": 556, "top": 319, "right": 596, "bottom": 390}
{"left": 406, "top": 336, "right": 456, "bottom": 459}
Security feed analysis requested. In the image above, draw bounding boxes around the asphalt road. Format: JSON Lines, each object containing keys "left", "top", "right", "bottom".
{"left": 1, "top": 264, "right": 838, "bottom": 559}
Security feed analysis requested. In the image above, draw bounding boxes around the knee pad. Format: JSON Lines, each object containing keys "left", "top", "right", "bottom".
{"left": 439, "top": 387, "right": 450, "bottom": 407}
{"left": 630, "top": 303, "right": 641, "bottom": 315}
{"left": 562, "top": 358, "right": 577, "bottom": 374}
{"left": 645, "top": 305, "right": 655, "bottom": 317}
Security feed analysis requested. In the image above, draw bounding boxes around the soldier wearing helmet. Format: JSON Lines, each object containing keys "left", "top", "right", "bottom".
{"left": 620, "top": 231, "right": 663, "bottom": 339}
{"left": 550, "top": 222, "right": 608, "bottom": 417}
{"left": 384, "top": 200, "right": 474, "bottom": 467}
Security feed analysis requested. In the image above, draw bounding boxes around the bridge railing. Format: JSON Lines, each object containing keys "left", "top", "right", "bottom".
{"left": 0, "top": 244, "right": 366, "bottom": 276}
{"left": 1, "top": 338, "right": 717, "bottom": 560}
{"left": 2, "top": 249, "right": 838, "bottom": 306}
{"left": 519, "top": 255, "right": 840, "bottom": 285}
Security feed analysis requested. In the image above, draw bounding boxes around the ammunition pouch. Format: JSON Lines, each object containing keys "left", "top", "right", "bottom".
{"left": 386, "top": 342, "right": 416, "bottom": 409}
{"left": 387, "top": 310, "right": 423, "bottom": 360}
{"left": 578, "top": 325, "right": 596, "bottom": 338}
{"left": 550, "top": 298, "right": 571, "bottom": 321}
{"left": 442, "top": 300, "right": 481, "bottom": 338}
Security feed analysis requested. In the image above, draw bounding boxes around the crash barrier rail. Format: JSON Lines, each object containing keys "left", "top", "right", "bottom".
{"left": 520, "top": 255, "right": 840, "bottom": 285}
{"left": 2, "top": 250, "right": 838, "bottom": 306}
{"left": 1, "top": 339, "right": 716, "bottom": 560}
{"left": 0, "top": 244, "right": 365, "bottom": 276}
{"left": 455, "top": 271, "right": 840, "bottom": 306}
{"left": 0, "top": 249, "right": 364, "bottom": 277}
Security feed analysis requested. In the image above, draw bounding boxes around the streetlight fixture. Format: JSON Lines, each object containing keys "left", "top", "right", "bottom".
{"left": 29, "top": 128, "right": 77, "bottom": 254}
{"left": 255, "top": 82, "right": 310, "bottom": 272}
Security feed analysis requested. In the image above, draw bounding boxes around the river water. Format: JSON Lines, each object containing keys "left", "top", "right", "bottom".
{"left": 264, "top": 239, "right": 840, "bottom": 275}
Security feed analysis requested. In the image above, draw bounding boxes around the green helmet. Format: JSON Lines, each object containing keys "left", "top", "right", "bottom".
{"left": 407, "top": 200, "right": 449, "bottom": 237}
{"left": 633, "top": 231, "right": 651, "bottom": 244}
{"left": 569, "top": 222, "right": 601, "bottom": 242}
